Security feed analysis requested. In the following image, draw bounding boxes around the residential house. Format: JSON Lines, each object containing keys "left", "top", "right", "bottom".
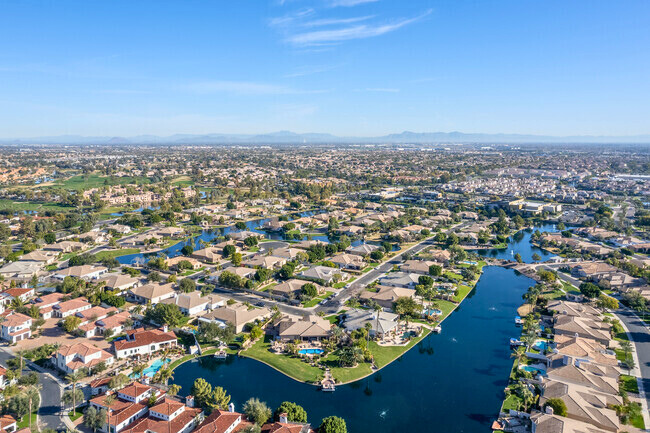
{"left": 120, "top": 397, "right": 203, "bottom": 433}
{"left": 113, "top": 327, "right": 177, "bottom": 359}
{"left": 54, "top": 265, "right": 108, "bottom": 281}
{"left": 530, "top": 412, "right": 610, "bottom": 433}
{"left": 379, "top": 272, "right": 420, "bottom": 289}
{"left": 54, "top": 342, "right": 115, "bottom": 374}
{"left": 299, "top": 266, "right": 344, "bottom": 285}
{"left": 32, "top": 292, "right": 67, "bottom": 319}
{"left": 128, "top": 283, "right": 176, "bottom": 305}
{"left": 271, "top": 315, "right": 331, "bottom": 341}
{"left": 89, "top": 382, "right": 163, "bottom": 433}
{"left": 198, "top": 303, "right": 271, "bottom": 333}
{"left": 359, "top": 285, "right": 416, "bottom": 310}
{"left": 271, "top": 279, "right": 324, "bottom": 299}
{"left": 52, "top": 297, "right": 92, "bottom": 318}
{"left": 0, "top": 312, "right": 32, "bottom": 343}
{"left": 346, "top": 243, "right": 380, "bottom": 257}
{"left": 343, "top": 309, "right": 399, "bottom": 338}
{"left": 99, "top": 274, "right": 140, "bottom": 292}
{"left": 243, "top": 255, "right": 286, "bottom": 270}
{"left": 161, "top": 292, "right": 224, "bottom": 316}
{"left": 329, "top": 253, "right": 366, "bottom": 270}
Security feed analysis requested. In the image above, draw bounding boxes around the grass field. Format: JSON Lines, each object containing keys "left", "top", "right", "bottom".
{"left": 54, "top": 174, "right": 151, "bottom": 190}
{"left": 241, "top": 336, "right": 323, "bottom": 383}
{"left": 620, "top": 374, "right": 640, "bottom": 394}
{"left": 95, "top": 248, "right": 140, "bottom": 260}
{"left": 0, "top": 199, "right": 73, "bottom": 213}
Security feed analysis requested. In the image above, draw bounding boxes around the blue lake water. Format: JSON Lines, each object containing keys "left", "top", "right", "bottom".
{"left": 476, "top": 223, "right": 565, "bottom": 263}
{"left": 116, "top": 210, "right": 370, "bottom": 265}
{"left": 172, "top": 266, "right": 535, "bottom": 432}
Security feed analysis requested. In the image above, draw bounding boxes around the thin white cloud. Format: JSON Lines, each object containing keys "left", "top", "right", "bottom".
{"left": 183, "top": 80, "right": 329, "bottom": 95}
{"left": 328, "top": 0, "right": 379, "bottom": 7}
{"left": 302, "top": 15, "right": 374, "bottom": 27}
{"left": 284, "top": 64, "right": 343, "bottom": 78}
{"left": 286, "top": 9, "right": 431, "bottom": 46}
{"left": 269, "top": 8, "right": 315, "bottom": 27}
{"left": 355, "top": 88, "right": 400, "bottom": 93}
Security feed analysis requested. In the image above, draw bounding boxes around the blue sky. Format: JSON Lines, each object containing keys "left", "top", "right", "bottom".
{"left": 1, "top": 0, "right": 649, "bottom": 137}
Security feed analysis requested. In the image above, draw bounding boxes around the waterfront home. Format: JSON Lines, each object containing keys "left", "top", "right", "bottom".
{"left": 157, "top": 226, "right": 184, "bottom": 238}
{"left": 53, "top": 265, "right": 108, "bottom": 281}
{"left": 530, "top": 412, "right": 611, "bottom": 433}
{"left": 299, "top": 266, "right": 344, "bottom": 285}
{"left": 426, "top": 249, "right": 451, "bottom": 266}
{"left": 343, "top": 309, "right": 399, "bottom": 338}
{"left": 166, "top": 256, "right": 202, "bottom": 271}
{"left": 161, "top": 291, "right": 224, "bottom": 316}
{"left": 113, "top": 327, "right": 177, "bottom": 359}
{"left": 271, "top": 314, "right": 331, "bottom": 341}
{"left": 229, "top": 230, "right": 263, "bottom": 242}
{"left": 359, "top": 285, "right": 416, "bottom": 310}
{"left": 120, "top": 397, "right": 203, "bottom": 433}
{"left": 546, "top": 300, "right": 601, "bottom": 320}
{"left": 243, "top": 255, "right": 287, "bottom": 270}
{"left": 552, "top": 315, "right": 611, "bottom": 346}
{"left": 329, "top": 253, "right": 366, "bottom": 270}
{"left": 346, "top": 243, "right": 380, "bottom": 257}
{"left": 379, "top": 272, "right": 420, "bottom": 289}
{"left": 546, "top": 361, "right": 619, "bottom": 395}
{"left": 293, "top": 240, "right": 328, "bottom": 250}
{"left": 271, "top": 279, "right": 325, "bottom": 299}
{"left": 400, "top": 259, "right": 438, "bottom": 275}
{"left": 198, "top": 303, "right": 271, "bottom": 333}
{"left": 52, "top": 297, "right": 92, "bottom": 318}
{"left": 194, "top": 408, "right": 254, "bottom": 433}
{"left": 54, "top": 342, "right": 115, "bottom": 374}
{"left": 539, "top": 379, "right": 621, "bottom": 432}
{"left": 89, "top": 382, "right": 163, "bottom": 433}
{"left": 128, "top": 283, "right": 176, "bottom": 305}
{"left": 191, "top": 247, "right": 226, "bottom": 264}
{"left": 548, "top": 335, "right": 617, "bottom": 367}
{"left": 0, "top": 312, "right": 32, "bottom": 343}
{"left": 99, "top": 274, "right": 140, "bottom": 292}
{"left": 261, "top": 419, "right": 314, "bottom": 433}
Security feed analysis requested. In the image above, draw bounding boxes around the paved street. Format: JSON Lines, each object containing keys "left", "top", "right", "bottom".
{"left": 614, "top": 309, "right": 650, "bottom": 415}
{"left": 0, "top": 348, "right": 65, "bottom": 431}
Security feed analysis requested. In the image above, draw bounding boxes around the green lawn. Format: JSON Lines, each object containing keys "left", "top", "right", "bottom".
{"left": 501, "top": 394, "right": 522, "bottom": 412}
{"left": 0, "top": 198, "right": 73, "bottom": 213}
{"left": 68, "top": 409, "right": 84, "bottom": 421}
{"left": 444, "top": 271, "right": 463, "bottom": 282}
{"left": 453, "top": 284, "right": 473, "bottom": 303}
{"left": 95, "top": 248, "right": 140, "bottom": 260}
{"left": 17, "top": 412, "right": 37, "bottom": 429}
{"left": 168, "top": 354, "right": 197, "bottom": 370}
{"left": 54, "top": 174, "right": 151, "bottom": 190}
{"left": 333, "top": 277, "right": 356, "bottom": 289}
{"left": 302, "top": 291, "right": 334, "bottom": 308}
{"left": 620, "top": 375, "right": 640, "bottom": 394}
{"left": 241, "top": 336, "right": 323, "bottom": 383}
{"left": 369, "top": 328, "right": 431, "bottom": 368}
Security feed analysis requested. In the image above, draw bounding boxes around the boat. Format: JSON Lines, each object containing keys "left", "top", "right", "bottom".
{"left": 514, "top": 316, "right": 523, "bottom": 326}
{"left": 433, "top": 325, "right": 442, "bottom": 333}
{"left": 321, "top": 382, "right": 336, "bottom": 392}
{"left": 510, "top": 338, "right": 524, "bottom": 347}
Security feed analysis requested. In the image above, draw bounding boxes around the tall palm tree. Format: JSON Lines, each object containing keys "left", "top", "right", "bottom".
{"left": 155, "top": 367, "right": 174, "bottom": 386}
{"left": 65, "top": 370, "right": 87, "bottom": 414}
{"left": 104, "top": 394, "right": 116, "bottom": 433}
{"left": 132, "top": 363, "right": 146, "bottom": 379}
{"left": 26, "top": 384, "right": 41, "bottom": 432}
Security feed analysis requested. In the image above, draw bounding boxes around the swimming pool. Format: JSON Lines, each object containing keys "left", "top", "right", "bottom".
{"left": 424, "top": 309, "right": 443, "bottom": 316}
{"left": 131, "top": 358, "right": 171, "bottom": 378}
{"left": 520, "top": 365, "right": 546, "bottom": 375}
{"left": 533, "top": 340, "right": 550, "bottom": 351}
{"left": 298, "top": 348, "right": 324, "bottom": 355}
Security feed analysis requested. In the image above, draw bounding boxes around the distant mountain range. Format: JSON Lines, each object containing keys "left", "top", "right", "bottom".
{"left": 2, "top": 130, "right": 650, "bottom": 145}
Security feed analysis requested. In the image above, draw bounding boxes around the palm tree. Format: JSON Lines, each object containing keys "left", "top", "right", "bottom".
{"left": 26, "top": 385, "right": 41, "bottom": 431}
{"left": 65, "top": 370, "right": 86, "bottom": 413}
{"left": 155, "top": 367, "right": 174, "bottom": 386}
{"left": 104, "top": 394, "right": 116, "bottom": 433}
{"left": 373, "top": 303, "right": 382, "bottom": 338}
{"left": 132, "top": 362, "right": 146, "bottom": 379}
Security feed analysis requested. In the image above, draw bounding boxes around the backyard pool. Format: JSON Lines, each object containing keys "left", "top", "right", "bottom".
{"left": 520, "top": 365, "right": 546, "bottom": 375}
{"left": 131, "top": 358, "right": 171, "bottom": 378}
{"left": 423, "top": 308, "right": 443, "bottom": 316}
{"left": 532, "top": 340, "right": 550, "bottom": 352}
{"left": 298, "top": 348, "right": 324, "bottom": 355}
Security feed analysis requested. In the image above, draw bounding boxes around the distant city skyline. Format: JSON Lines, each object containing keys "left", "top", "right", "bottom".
{"left": 1, "top": 0, "right": 649, "bottom": 137}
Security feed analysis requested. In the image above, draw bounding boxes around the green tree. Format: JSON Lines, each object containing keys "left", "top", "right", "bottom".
{"left": 244, "top": 398, "right": 272, "bottom": 426}
{"left": 275, "top": 401, "right": 307, "bottom": 423}
{"left": 83, "top": 406, "right": 107, "bottom": 433}
{"left": 514, "top": 253, "right": 523, "bottom": 263}
{"left": 596, "top": 294, "right": 619, "bottom": 311}
{"left": 63, "top": 315, "right": 82, "bottom": 333}
{"left": 301, "top": 283, "right": 318, "bottom": 298}
{"left": 179, "top": 278, "right": 196, "bottom": 293}
{"left": 579, "top": 282, "right": 601, "bottom": 299}
{"left": 319, "top": 416, "right": 347, "bottom": 433}
{"left": 544, "top": 398, "right": 567, "bottom": 416}
{"left": 191, "top": 378, "right": 213, "bottom": 409}
{"left": 428, "top": 264, "right": 442, "bottom": 276}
